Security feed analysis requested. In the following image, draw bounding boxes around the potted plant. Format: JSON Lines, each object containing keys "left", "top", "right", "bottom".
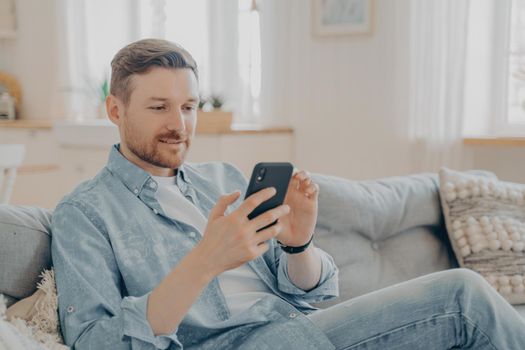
{"left": 196, "top": 93, "right": 233, "bottom": 133}
{"left": 96, "top": 78, "right": 109, "bottom": 119}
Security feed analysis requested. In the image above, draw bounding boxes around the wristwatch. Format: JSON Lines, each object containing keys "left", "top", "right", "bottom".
{"left": 277, "top": 235, "right": 314, "bottom": 254}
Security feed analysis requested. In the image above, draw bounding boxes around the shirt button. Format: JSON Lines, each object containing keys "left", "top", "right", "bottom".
{"left": 189, "top": 232, "right": 196, "bottom": 238}
{"left": 289, "top": 312, "right": 297, "bottom": 319}
{"left": 67, "top": 305, "right": 75, "bottom": 313}
{"left": 153, "top": 209, "right": 158, "bottom": 214}
{"left": 149, "top": 182, "right": 156, "bottom": 189}
{"left": 133, "top": 189, "right": 139, "bottom": 194}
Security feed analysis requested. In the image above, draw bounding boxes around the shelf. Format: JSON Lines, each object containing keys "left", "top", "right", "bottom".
{"left": 0, "top": 119, "right": 293, "bottom": 134}
{"left": 0, "top": 119, "right": 53, "bottom": 129}
{"left": 206, "top": 124, "right": 293, "bottom": 135}
{"left": 18, "top": 164, "right": 60, "bottom": 174}
{"left": 52, "top": 120, "right": 293, "bottom": 147}
{"left": 464, "top": 137, "right": 525, "bottom": 147}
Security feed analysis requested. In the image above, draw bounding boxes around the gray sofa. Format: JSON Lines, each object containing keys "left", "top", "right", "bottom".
{"left": 2, "top": 173, "right": 525, "bottom": 319}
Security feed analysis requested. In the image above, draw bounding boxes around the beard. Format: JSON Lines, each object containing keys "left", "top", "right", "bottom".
{"left": 123, "top": 121, "right": 191, "bottom": 170}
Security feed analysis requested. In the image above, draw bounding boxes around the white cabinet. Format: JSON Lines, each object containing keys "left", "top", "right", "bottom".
{"left": 1, "top": 124, "right": 293, "bottom": 208}
{"left": 0, "top": 127, "right": 64, "bottom": 208}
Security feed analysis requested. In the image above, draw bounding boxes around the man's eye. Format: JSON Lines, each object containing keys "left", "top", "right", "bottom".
{"left": 151, "top": 105, "right": 166, "bottom": 111}
{"left": 184, "top": 105, "right": 197, "bottom": 111}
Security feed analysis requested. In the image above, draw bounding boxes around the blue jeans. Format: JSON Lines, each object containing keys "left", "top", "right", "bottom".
{"left": 307, "top": 269, "right": 525, "bottom": 349}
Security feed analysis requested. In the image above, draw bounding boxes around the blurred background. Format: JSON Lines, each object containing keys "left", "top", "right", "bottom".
{"left": 0, "top": 0, "right": 524, "bottom": 209}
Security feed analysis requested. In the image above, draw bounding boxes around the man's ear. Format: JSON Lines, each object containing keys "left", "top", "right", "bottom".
{"left": 106, "top": 94, "right": 123, "bottom": 126}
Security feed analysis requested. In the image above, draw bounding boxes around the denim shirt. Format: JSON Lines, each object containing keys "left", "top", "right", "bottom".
{"left": 51, "top": 145, "right": 339, "bottom": 350}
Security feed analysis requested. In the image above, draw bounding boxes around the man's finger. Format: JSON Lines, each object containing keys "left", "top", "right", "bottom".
{"left": 305, "top": 183, "right": 318, "bottom": 194}
{"left": 249, "top": 204, "right": 290, "bottom": 232}
{"left": 208, "top": 191, "right": 241, "bottom": 221}
{"left": 294, "top": 170, "right": 309, "bottom": 181}
{"left": 287, "top": 175, "right": 300, "bottom": 191}
{"left": 254, "top": 223, "right": 283, "bottom": 244}
{"left": 236, "top": 187, "right": 276, "bottom": 218}
{"left": 305, "top": 183, "right": 320, "bottom": 198}
{"left": 299, "top": 177, "right": 313, "bottom": 192}
{"left": 254, "top": 241, "right": 270, "bottom": 256}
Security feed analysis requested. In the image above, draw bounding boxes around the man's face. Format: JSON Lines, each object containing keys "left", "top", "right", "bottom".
{"left": 109, "top": 67, "right": 199, "bottom": 177}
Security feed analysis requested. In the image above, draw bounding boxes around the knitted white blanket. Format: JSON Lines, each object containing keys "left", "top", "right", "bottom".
{"left": 0, "top": 296, "right": 48, "bottom": 350}
{"left": 0, "top": 269, "right": 68, "bottom": 350}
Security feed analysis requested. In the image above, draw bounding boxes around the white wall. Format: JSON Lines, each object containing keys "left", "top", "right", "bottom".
{"left": 265, "top": 0, "right": 525, "bottom": 183}
{"left": 265, "top": 0, "right": 414, "bottom": 180}
{"left": 1, "top": 0, "right": 524, "bottom": 183}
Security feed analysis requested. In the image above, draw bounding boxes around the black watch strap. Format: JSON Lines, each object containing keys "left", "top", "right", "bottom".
{"left": 277, "top": 235, "right": 314, "bottom": 254}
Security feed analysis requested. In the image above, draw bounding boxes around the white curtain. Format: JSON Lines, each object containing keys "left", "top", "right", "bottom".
{"left": 408, "top": 0, "right": 473, "bottom": 172}
{"left": 206, "top": 0, "right": 244, "bottom": 121}
{"left": 256, "top": 0, "right": 288, "bottom": 127}
{"left": 55, "top": 0, "right": 137, "bottom": 121}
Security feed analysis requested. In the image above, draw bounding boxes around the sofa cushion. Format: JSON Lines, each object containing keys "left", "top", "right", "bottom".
{"left": 311, "top": 173, "right": 456, "bottom": 307}
{"left": 439, "top": 167, "right": 525, "bottom": 304}
{"left": 0, "top": 205, "right": 53, "bottom": 307}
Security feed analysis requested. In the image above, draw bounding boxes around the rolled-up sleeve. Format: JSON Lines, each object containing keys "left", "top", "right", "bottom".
{"left": 51, "top": 202, "right": 182, "bottom": 349}
{"left": 276, "top": 245, "right": 339, "bottom": 303}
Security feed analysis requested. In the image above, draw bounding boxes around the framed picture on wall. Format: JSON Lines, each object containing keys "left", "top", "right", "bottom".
{"left": 0, "top": 0, "right": 17, "bottom": 38}
{"left": 312, "top": 0, "right": 373, "bottom": 36}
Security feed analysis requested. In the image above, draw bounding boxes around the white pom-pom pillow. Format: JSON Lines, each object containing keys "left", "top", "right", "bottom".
{"left": 439, "top": 167, "right": 525, "bottom": 304}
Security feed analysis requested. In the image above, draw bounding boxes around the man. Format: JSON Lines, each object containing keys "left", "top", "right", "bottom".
{"left": 52, "top": 39, "right": 525, "bottom": 349}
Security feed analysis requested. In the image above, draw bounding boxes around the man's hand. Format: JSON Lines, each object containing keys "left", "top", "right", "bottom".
{"left": 195, "top": 187, "right": 290, "bottom": 278}
{"left": 149, "top": 188, "right": 289, "bottom": 336}
{"left": 278, "top": 170, "right": 319, "bottom": 247}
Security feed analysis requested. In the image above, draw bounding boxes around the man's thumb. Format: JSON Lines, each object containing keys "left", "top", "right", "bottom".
{"left": 208, "top": 191, "right": 241, "bottom": 221}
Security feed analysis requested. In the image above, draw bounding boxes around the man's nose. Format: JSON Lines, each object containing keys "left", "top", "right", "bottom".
{"left": 167, "top": 108, "right": 186, "bottom": 132}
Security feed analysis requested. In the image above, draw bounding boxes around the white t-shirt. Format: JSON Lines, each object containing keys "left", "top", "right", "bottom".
{"left": 152, "top": 175, "right": 274, "bottom": 316}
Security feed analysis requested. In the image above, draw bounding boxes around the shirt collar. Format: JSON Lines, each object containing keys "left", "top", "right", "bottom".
{"left": 106, "top": 144, "right": 190, "bottom": 195}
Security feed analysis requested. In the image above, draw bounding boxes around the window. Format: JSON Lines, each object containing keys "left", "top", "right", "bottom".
{"left": 62, "top": 0, "right": 262, "bottom": 123}
{"left": 506, "top": 0, "right": 525, "bottom": 125}
{"left": 237, "top": 0, "right": 262, "bottom": 120}
{"left": 463, "top": 0, "right": 525, "bottom": 136}
{"left": 138, "top": 0, "right": 211, "bottom": 95}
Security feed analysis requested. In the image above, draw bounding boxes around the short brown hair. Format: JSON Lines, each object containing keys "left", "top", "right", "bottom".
{"left": 110, "top": 38, "right": 198, "bottom": 106}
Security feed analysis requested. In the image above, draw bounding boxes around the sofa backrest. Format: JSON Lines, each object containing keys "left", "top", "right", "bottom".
{"left": 0, "top": 173, "right": 457, "bottom": 309}
{"left": 311, "top": 173, "right": 456, "bottom": 308}
{"left": 0, "top": 205, "right": 52, "bottom": 307}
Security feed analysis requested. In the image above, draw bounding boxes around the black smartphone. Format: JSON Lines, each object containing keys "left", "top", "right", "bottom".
{"left": 245, "top": 162, "right": 294, "bottom": 230}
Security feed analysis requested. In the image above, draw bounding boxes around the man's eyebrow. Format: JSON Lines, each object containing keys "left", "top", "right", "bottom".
{"left": 147, "top": 97, "right": 169, "bottom": 101}
{"left": 147, "top": 96, "right": 199, "bottom": 103}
